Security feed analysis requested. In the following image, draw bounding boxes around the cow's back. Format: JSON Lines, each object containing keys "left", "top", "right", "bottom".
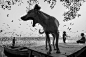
{"left": 44, "top": 16, "right": 59, "bottom": 32}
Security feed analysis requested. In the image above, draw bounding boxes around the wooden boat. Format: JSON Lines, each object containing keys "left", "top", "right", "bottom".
{"left": 4, "top": 46, "right": 29, "bottom": 57}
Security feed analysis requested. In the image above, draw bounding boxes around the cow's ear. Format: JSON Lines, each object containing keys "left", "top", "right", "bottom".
{"left": 34, "top": 4, "right": 41, "bottom": 10}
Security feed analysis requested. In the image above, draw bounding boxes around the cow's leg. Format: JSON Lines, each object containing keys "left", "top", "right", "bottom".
{"left": 45, "top": 32, "right": 52, "bottom": 54}
{"left": 55, "top": 31, "right": 60, "bottom": 53}
{"left": 45, "top": 37, "right": 48, "bottom": 50}
{"left": 52, "top": 33, "right": 56, "bottom": 50}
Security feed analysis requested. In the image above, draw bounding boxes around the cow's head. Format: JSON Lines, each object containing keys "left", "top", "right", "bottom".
{"left": 21, "top": 4, "right": 41, "bottom": 27}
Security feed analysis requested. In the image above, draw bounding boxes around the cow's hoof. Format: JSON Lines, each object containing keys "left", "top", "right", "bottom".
{"left": 56, "top": 50, "right": 60, "bottom": 53}
{"left": 54, "top": 48, "right": 57, "bottom": 50}
{"left": 47, "top": 51, "right": 51, "bottom": 55}
{"left": 45, "top": 47, "right": 48, "bottom": 50}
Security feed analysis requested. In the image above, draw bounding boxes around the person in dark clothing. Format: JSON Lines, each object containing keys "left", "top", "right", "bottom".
{"left": 77, "top": 33, "right": 85, "bottom": 44}
{"left": 12, "top": 37, "right": 16, "bottom": 47}
{"left": 63, "top": 31, "right": 67, "bottom": 43}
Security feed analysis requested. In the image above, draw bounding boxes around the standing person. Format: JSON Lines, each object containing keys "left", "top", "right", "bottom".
{"left": 63, "top": 31, "right": 67, "bottom": 43}
{"left": 12, "top": 37, "right": 16, "bottom": 47}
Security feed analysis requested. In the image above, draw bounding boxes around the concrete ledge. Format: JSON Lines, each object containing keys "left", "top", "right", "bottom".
{"left": 67, "top": 46, "right": 86, "bottom": 57}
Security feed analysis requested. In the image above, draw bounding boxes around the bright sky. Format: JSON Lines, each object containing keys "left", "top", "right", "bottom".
{"left": 0, "top": 0, "right": 86, "bottom": 37}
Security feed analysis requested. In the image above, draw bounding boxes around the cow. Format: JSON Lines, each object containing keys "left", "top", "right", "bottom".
{"left": 21, "top": 4, "right": 60, "bottom": 54}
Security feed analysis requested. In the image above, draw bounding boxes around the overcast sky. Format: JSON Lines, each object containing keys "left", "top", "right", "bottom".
{"left": 0, "top": 0, "right": 86, "bottom": 37}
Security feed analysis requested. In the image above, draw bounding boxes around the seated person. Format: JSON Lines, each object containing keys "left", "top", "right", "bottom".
{"left": 77, "top": 33, "right": 85, "bottom": 44}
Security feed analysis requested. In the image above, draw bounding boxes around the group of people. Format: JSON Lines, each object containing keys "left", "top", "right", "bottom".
{"left": 62, "top": 31, "right": 86, "bottom": 44}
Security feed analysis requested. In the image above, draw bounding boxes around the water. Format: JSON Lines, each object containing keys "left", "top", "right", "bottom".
{"left": 0, "top": 37, "right": 80, "bottom": 47}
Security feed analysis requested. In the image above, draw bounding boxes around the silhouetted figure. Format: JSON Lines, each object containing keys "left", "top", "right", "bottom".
{"left": 21, "top": 4, "right": 60, "bottom": 54}
{"left": 63, "top": 31, "right": 67, "bottom": 43}
{"left": 77, "top": 33, "right": 85, "bottom": 44}
{"left": 12, "top": 37, "right": 16, "bottom": 47}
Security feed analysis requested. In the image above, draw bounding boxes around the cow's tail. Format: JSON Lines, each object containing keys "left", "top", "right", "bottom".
{"left": 39, "top": 29, "right": 44, "bottom": 34}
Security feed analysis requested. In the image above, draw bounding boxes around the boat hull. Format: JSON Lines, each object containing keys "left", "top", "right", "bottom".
{"left": 4, "top": 46, "right": 29, "bottom": 57}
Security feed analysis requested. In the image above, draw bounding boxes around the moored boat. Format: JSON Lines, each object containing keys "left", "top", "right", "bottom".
{"left": 4, "top": 46, "right": 29, "bottom": 57}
